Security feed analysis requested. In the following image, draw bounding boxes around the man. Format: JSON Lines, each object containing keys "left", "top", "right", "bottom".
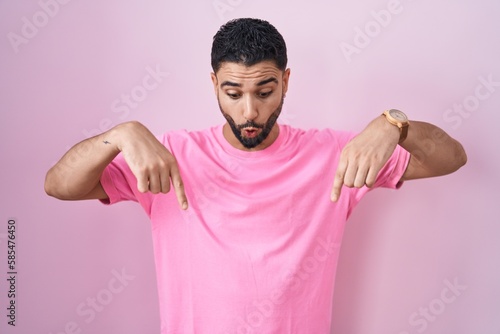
{"left": 45, "top": 18, "right": 466, "bottom": 334}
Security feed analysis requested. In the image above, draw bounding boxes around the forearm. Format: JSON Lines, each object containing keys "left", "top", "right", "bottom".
{"left": 44, "top": 126, "right": 121, "bottom": 200}
{"left": 400, "top": 120, "right": 467, "bottom": 180}
{"left": 330, "top": 113, "right": 467, "bottom": 201}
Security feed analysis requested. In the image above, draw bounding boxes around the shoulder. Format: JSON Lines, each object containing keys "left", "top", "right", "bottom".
{"left": 158, "top": 125, "right": 220, "bottom": 144}
{"left": 155, "top": 125, "right": 222, "bottom": 155}
{"left": 281, "top": 124, "right": 356, "bottom": 150}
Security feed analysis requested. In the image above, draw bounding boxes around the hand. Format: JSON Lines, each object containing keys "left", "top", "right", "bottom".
{"left": 115, "top": 121, "right": 188, "bottom": 210}
{"left": 330, "top": 116, "right": 400, "bottom": 202}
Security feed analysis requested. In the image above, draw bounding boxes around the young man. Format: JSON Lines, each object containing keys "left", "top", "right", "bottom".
{"left": 45, "top": 18, "right": 466, "bottom": 333}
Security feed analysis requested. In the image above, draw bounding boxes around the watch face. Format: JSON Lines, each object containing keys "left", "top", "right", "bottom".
{"left": 388, "top": 109, "right": 408, "bottom": 122}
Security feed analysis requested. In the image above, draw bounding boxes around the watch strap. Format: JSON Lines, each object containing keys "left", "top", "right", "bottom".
{"left": 382, "top": 110, "right": 409, "bottom": 144}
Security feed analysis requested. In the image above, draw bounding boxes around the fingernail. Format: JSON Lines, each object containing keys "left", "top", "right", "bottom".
{"left": 182, "top": 202, "right": 188, "bottom": 210}
{"left": 330, "top": 194, "right": 337, "bottom": 202}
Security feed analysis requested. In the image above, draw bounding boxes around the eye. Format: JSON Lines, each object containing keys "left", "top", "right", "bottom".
{"left": 226, "top": 92, "right": 241, "bottom": 99}
{"left": 258, "top": 91, "right": 272, "bottom": 98}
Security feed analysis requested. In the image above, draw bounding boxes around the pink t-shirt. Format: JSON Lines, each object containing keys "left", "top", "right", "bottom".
{"left": 100, "top": 124, "right": 410, "bottom": 334}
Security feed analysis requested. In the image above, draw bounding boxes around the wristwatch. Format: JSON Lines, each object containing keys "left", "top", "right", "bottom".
{"left": 382, "top": 109, "right": 410, "bottom": 144}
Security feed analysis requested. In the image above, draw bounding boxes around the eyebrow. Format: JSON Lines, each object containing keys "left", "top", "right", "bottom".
{"left": 220, "top": 77, "right": 278, "bottom": 88}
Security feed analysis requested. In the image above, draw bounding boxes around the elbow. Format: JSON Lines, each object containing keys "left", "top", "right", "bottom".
{"left": 44, "top": 170, "right": 59, "bottom": 198}
{"left": 44, "top": 182, "right": 59, "bottom": 199}
{"left": 450, "top": 140, "right": 467, "bottom": 174}
{"left": 44, "top": 181, "right": 53, "bottom": 197}
{"left": 44, "top": 168, "right": 97, "bottom": 201}
{"left": 456, "top": 141, "right": 467, "bottom": 169}
{"left": 44, "top": 168, "right": 67, "bottom": 200}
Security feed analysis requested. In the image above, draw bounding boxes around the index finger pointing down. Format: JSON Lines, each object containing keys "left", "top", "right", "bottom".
{"left": 331, "top": 162, "right": 347, "bottom": 202}
{"left": 170, "top": 164, "right": 188, "bottom": 210}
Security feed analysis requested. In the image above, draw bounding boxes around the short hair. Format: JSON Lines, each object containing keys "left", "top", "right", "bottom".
{"left": 211, "top": 18, "right": 288, "bottom": 73}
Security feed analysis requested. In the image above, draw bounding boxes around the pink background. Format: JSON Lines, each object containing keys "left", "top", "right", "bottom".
{"left": 1, "top": 0, "right": 499, "bottom": 333}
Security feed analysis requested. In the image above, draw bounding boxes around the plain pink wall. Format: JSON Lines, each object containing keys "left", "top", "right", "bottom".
{"left": 1, "top": 0, "right": 499, "bottom": 333}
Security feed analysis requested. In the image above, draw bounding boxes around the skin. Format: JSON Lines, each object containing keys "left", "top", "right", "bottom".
{"left": 210, "top": 61, "right": 290, "bottom": 151}
{"left": 44, "top": 61, "right": 467, "bottom": 208}
{"left": 330, "top": 116, "right": 467, "bottom": 201}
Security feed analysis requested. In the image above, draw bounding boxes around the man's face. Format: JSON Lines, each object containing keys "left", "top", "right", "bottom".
{"left": 211, "top": 61, "right": 290, "bottom": 151}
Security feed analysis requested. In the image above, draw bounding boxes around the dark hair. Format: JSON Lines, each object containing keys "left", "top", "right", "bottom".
{"left": 211, "top": 18, "right": 287, "bottom": 73}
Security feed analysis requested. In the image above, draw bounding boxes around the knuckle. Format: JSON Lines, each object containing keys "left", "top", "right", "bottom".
{"left": 165, "top": 153, "right": 177, "bottom": 163}
{"left": 162, "top": 181, "right": 171, "bottom": 190}
{"left": 365, "top": 179, "right": 375, "bottom": 188}
{"left": 157, "top": 159, "right": 167, "bottom": 169}
{"left": 344, "top": 180, "right": 354, "bottom": 188}
{"left": 335, "top": 170, "right": 345, "bottom": 179}
{"left": 354, "top": 181, "right": 364, "bottom": 188}
{"left": 137, "top": 166, "right": 149, "bottom": 175}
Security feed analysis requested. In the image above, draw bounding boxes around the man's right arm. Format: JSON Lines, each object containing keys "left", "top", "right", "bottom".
{"left": 44, "top": 121, "right": 188, "bottom": 209}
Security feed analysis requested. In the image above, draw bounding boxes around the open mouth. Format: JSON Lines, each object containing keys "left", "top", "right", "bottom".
{"left": 242, "top": 127, "right": 260, "bottom": 138}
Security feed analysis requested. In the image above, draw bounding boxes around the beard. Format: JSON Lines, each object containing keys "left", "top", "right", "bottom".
{"left": 218, "top": 95, "right": 285, "bottom": 149}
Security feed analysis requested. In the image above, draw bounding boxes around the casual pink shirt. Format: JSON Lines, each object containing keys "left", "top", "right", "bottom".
{"left": 100, "top": 124, "right": 410, "bottom": 334}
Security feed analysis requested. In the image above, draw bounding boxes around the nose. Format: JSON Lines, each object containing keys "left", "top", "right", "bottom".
{"left": 242, "top": 95, "right": 258, "bottom": 121}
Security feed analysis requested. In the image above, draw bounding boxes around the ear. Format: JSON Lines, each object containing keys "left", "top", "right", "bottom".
{"left": 210, "top": 72, "right": 218, "bottom": 96}
{"left": 282, "top": 68, "right": 291, "bottom": 96}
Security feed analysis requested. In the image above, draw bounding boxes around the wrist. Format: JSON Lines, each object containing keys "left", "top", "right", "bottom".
{"left": 374, "top": 115, "right": 400, "bottom": 141}
{"left": 382, "top": 109, "right": 410, "bottom": 144}
{"left": 103, "top": 122, "right": 135, "bottom": 152}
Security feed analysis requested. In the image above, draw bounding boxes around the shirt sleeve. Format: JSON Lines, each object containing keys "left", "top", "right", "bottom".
{"left": 373, "top": 144, "right": 411, "bottom": 189}
{"left": 99, "top": 153, "right": 138, "bottom": 205}
{"left": 330, "top": 129, "right": 410, "bottom": 189}
{"left": 328, "top": 128, "right": 411, "bottom": 206}
{"left": 99, "top": 133, "right": 169, "bottom": 211}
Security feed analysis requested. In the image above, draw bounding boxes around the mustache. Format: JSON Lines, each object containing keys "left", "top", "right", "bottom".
{"left": 237, "top": 121, "right": 265, "bottom": 130}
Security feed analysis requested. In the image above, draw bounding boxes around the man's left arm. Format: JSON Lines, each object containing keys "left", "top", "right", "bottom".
{"left": 330, "top": 114, "right": 467, "bottom": 202}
